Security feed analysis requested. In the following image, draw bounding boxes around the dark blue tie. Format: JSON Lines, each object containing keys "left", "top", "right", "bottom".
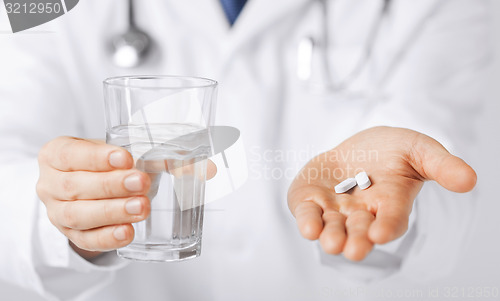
{"left": 220, "top": 0, "right": 247, "bottom": 26}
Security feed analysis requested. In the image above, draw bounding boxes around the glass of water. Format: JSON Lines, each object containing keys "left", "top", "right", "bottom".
{"left": 103, "top": 76, "right": 217, "bottom": 262}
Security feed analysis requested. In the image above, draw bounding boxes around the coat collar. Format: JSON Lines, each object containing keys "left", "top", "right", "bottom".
{"left": 164, "top": 0, "right": 310, "bottom": 51}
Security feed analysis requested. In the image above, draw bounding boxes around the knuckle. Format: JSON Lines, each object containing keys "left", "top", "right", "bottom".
{"left": 46, "top": 208, "right": 59, "bottom": 227}
{"left": 56, "top": 137, "right": 78, "bottom": 169}
{"left": 95, "top": 230, "right": 107, "bottom": 251}
{"left": 102, "top": 173, "right": 116, "bottom": 197}
{"left": 35, "top": 180, "right": 48, "bottom": 200}
{"left": 61, "top": 175, "right": 78, "bottom": 200}
{"left": 62, "top": 203, "right": 79, "bottom": 229}
{"left": 102, "top": 200, "right": 115, "bottom": 222}
{"left": 38, "top": 138, "right": 64, "bottom": 165}
{"left": 87, "top": 144, "right": 102, "bottom": 171}
{"left": 58, "top": 147, "right": 71, "bottom": 168}
{"left": 39, "top": 137, "right": 64, "bottom": 161}
{"left": 90, "top": 148, "right": 101, "bottom": 170}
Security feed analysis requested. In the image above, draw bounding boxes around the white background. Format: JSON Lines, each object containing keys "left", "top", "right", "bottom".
{"left": 1, "top": 1, "right": 500, "bottom": 300}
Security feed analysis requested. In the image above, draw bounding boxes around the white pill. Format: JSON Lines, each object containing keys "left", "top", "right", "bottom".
{"left": 355, "top": 172, "right": 371, "bottom": 190}
{"left": 334, "top": 178, "right": 357, "bottom": 194}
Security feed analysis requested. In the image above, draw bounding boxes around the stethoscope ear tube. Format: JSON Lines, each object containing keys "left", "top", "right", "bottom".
{"left": 297, "top": 0, "right": 391, "bottom": 94}
{"left": 297, "top": 36, "right": 315, "bottom": 81}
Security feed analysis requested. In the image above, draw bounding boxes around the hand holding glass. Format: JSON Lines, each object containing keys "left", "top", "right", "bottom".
{"left": 104, "top": 76, "right": 217, "bottom": 262}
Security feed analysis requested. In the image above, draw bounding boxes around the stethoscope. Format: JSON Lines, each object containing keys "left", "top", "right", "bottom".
{"left": 111, "top": 0, "right": 391, "bottom": 94}
{"left": 297, "top": 0, "right": 392, "bottom": 95}
{"left": 111, "top": 0, "right": 151, "bottom": 68}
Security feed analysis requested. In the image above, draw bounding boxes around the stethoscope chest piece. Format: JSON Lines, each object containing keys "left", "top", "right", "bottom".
{"left": 111, "top": 0, "right": 153, "bottom": 68}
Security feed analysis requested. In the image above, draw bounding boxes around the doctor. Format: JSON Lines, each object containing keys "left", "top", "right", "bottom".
{"left": 0, "top": 0, "right": 490, "bottom": 300}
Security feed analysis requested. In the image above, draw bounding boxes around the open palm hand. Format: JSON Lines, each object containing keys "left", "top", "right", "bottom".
{"left": 288, "top": 127, "right": 476, "bottom": 261}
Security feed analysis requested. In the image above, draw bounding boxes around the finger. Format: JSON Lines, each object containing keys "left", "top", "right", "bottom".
{"left": 64, "top": 224, "right": 134, "bottom": 252}
{"left": 294, "top": 201, "right": 324, "bottom": 240}
{"left": 288, "top": 185, "right": 336, "bottom": 216}
{"left": 52, "top": 197, "right": 150, "bottom": 230}
{"left": 137, "top": 158, "right": 217, "bottom": 180}
{"left": 343, "top": 210, "right": 375, "bottom": 261}
{"left": 411, "top": 134, "right": 477, "bottom": 192}
{"left": 50, "top": 169, "right": 150, "bottom": 200}
{"left": 319, "top": 210, "right": 346, "bottom": 254}
{"left": 40, "top": 137, "right": 133, "bottom": 172}
{"left": 206, "top": 160, "right": 217, "bottom": 180}
{"left": 368, "top": 199, "right": 412, "bottom": 244}
{"left": 69, "top": 241, "right": 102, "bottom": 259}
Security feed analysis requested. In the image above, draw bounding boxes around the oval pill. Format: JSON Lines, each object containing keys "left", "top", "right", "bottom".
{"left": 355, "top": 171, "right": 371, "bottom": 190}
{"left": 334, "top": 178, "right": 357, "bottom": 194}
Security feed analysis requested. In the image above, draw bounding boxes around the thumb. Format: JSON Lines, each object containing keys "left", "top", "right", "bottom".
{"left": 411, "top": 134, "right": 477, "bottom": 193}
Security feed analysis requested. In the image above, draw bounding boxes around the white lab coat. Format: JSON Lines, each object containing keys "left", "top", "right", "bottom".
{"left": 0, "top": 0, "right": 491, "bottom": 300}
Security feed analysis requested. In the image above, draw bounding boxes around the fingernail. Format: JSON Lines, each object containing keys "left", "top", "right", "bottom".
{"left": 113, "top": 226, "right": 127, "bottom": 241}
{"left": 124, "top": 174, "right": 143, "bottom": 192}
{"left": 125, "top": 198, "right": 143, "bottom": 215}
{"left": 109, "top": 151, "right": 126, "bottom": 168}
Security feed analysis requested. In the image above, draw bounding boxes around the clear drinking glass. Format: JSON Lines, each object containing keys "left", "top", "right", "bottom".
{"left": 103, "top": 76, "right": 217, "bottom": 262}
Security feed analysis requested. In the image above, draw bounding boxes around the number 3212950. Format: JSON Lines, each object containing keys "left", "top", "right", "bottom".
{"left": 443, "top": 286, "right": 499, "bottom": 298}
{"left": 5, "top": 2, "right": 62, "bottom": 14}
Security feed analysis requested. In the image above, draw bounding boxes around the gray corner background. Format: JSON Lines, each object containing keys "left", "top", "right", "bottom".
{"left": 2, "top": 0, "right": 79, "bottom": 33}
{"left": 5, "top": 0, "right": 64, "bottom": 33}
{"left": 0, "top": 1, "right": 500, "bottom": 300}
